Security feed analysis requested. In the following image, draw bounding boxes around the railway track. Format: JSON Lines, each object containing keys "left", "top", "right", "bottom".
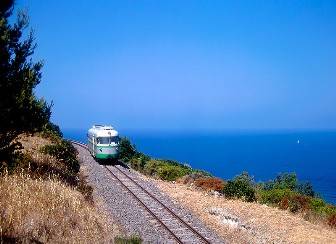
{"left": 71, "top": 140, "right": 211, "bottom": 244}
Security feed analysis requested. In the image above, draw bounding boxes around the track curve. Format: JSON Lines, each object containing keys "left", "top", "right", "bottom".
{"left": 71, "top": 140, "right": 211, "bottom": 244}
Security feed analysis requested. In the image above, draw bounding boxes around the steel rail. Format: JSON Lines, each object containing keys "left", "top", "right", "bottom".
{"left": 70, "top": 140, "right": 210, "bottom": 244}
{"left": 103, "top": 165, "right": 183, "bottom": 244}
{"left": 112, "top": 165, "right": 210, "bottom": 244}
{"left": 70, "top": 140, "right": 182, "bottom": 243}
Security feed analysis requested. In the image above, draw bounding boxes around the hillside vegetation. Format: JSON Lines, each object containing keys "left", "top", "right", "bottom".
{"left": 0, "top": 132, "right": 116, "bottom": 243}
{"left": 119, "top": 137, "right": 336, "bottom": 229}
{"left": 0, "top": 2, "right": 117, "bottom": 242}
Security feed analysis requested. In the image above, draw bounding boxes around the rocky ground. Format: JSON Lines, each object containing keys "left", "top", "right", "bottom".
{"left": 144, "top": 177, "right": 336, "bottom": 244}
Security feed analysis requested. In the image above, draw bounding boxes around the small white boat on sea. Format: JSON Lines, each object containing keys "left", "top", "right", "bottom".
{"left": 297, "top": 139, "right": 300, "bottom": 144}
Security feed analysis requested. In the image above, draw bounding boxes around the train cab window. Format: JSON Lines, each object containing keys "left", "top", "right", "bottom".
{"left": 97, "top": 137, "right": 109, "bottom": 144}
{"left": 110, "top": 136, "right": 120, "bottom": 144}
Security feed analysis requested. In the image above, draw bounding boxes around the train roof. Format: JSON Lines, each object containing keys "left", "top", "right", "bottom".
{"left": 88, "top": 125, "right": 119, "bottom": 137}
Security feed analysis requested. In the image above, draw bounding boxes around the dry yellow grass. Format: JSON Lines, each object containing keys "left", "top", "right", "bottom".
{"left": 16, "top": 134, "right": 69, "bottom": 173}
{"left": 0, "top": 134, "right": 118, "bottom": 243}
{"left": 17, "top": 133, "right": 53, "bottom": 154}
{"left": 0, "top": 171, "right": 113, "bottom": 243}
{"left": 13, "top": 135, "right": 93, "bottom": 202}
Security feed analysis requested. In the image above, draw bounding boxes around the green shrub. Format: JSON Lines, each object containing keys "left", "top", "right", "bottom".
{"left": 322, "top": 205, "right": 336, "bottom": 217}
{"left": 258, "top": 188, "right": 294, "bottom": 205}
{"left": 40, "top": 122, "right": 63, "bottom": 142}
{"left": 130, "top": 154, "right": 150, "bottom": 171}
{"left": 192, "top": 169, "right": 212, "bottom": 177}
{"left": 297, "top": 182, "right": 315, "bottom": 197}
{"left": 157, "top": 163, "right": 191, "bottom": 181}
{"left": 264, "top": 173, "right": 297, "bottom": 191}
{"left": 306, "top": 199, "right": 336, "bottom": 218}
{"left": 259, "top": 189, "right": 311, "bottom": 213}
{"left": 222, "top": 172, "right": 256, "bottom": 202}
{"left": 143, "top": 159, "right": 161, "bottom": 176}
{"left": 40, "top": 140, "right": 79, "bottom": 173}
{"left": 310, "top": 198, "right": 326, "bottom": 213}
{"left": 118, "top": 137, "right": 138, "bottom": 162}
{"left": 161, "top": 159, "right": 188, "bottom": 168}
{"left": 263, "top": 173, "right": 315, "bottom": 197}
{"left": 0, "top": 0, "right": 52, "bottom": 169}
{"left": 142, "top": 159, "right": 192, "bottom": 181}
{"left": 114, "top": 235, "right": 142, "bottom": 244}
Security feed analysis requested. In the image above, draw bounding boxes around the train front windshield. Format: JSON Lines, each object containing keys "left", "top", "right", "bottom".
{"left": 97, "top": 136, "right": 119, "bottom": 145}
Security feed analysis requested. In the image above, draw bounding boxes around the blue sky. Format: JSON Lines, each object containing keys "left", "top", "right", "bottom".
{"left": 16, "top": 0, "right": 336, "bottom": 131}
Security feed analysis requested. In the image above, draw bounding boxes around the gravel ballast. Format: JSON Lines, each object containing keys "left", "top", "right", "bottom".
{"left": 74, "top": 144, "right": 225, "bottom": 243}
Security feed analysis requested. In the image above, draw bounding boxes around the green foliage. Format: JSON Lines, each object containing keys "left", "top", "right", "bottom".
{"left": 258, "top": 188, "right": 295, "bottom": 205}
{"left": 40, "top": 140, "right": 79, "bottom": 173}
{"left": 309, "top": 198, "right": 326, "bottom": 213}
{"left": 321, "top": 205, "right": 336, "bottom": 217}
{"left": 123, "top": 138, "right": 194, "bottom": 181}
{"left": 130, "top": 154, "right": 150, "bottom": 171}
{"left": 222, "top": 172, "right": 256, "bottom": 202}
{"left": 258, "top": 173, "right": 322, "bottom": 215}
{"left": 143, "top": 159, "right": 159, "bottom": 175}
{"left": 192, "top": 169, "right": 212, "bottom": 177}
{"left": 118, "top": 137, "right": 138, "bottom": 162}
{"left": 121, "top": 137, "right": 212, "bottom": 182}
{"left": 258, "top": 188, "right": 312, "bottom": 213}
{"left": 263, "top": 173, "right": 315, "bottom": 197}
{"left": 157, "top": 163, "right": 192, "bottom": 181}
{"left": 0, "top": 1, "right": 52, "bottom": 166}
{"left": 258, "top": 188, "right": 336, "bottom": 217}
{"left": 142, "top": 159, "right": 192, "bottom": 181}
{"left": 297, "top": 181, "right": 315, "bottom": 197}
{"left": 114, "top": 235, "right": 142, "bottom": 244}
{"left": 41, "top": 121, "right": 63, "bottom": 141}
{"left": 264, "top": 173, "right": 297, "bottom": 191}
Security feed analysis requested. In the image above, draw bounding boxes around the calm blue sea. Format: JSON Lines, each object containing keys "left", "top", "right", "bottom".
{"left": 64, "top": 129, "right": 336, "bottom": 204}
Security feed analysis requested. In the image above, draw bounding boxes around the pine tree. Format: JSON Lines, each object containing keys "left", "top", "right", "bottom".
{"left": 0, "top": 0, "right": 51, "bottom": 167}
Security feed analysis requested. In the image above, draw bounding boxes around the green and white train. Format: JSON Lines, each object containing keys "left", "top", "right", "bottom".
{"left": 87, "top": 125, "right": 120, "bottom": 160}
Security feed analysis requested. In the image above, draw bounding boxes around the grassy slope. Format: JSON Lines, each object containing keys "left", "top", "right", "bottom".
{"left": 0, "top": 134, "right": 114, "bottom": 243}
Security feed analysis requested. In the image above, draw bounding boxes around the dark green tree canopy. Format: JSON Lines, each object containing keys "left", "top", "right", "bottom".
{"left": 0, "top": 0, "right": 51, "bottom": 166}
{"left": 0, "top": 0, "right": 14, "bottom": 17}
